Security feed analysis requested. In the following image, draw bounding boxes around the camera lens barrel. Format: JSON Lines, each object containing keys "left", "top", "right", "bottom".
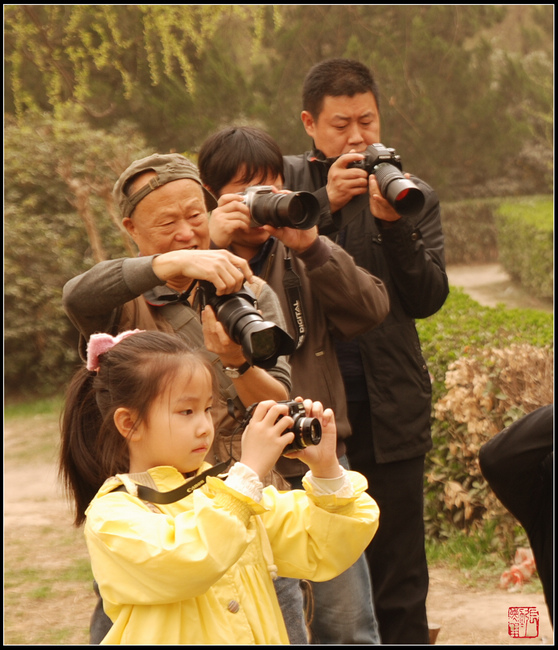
{"left": 373, "top": 163, "right": 425, "bottom": 217}
{"left": 249, "top": 191, "right": 319, "bottom": 230}
{"left": 203, "top": 283, "right": 296, "bottom": 369}
{"left": 283, "top": 414, "right": 322, "bottom": 454}
{"left": 347, "top": 145, "right": 426, "bottom": 218}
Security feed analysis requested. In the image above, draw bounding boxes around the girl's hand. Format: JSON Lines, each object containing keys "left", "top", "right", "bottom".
{"left": 239, "top": 401, "right": 296, "bottom": 481}
{"left": 283, "top": 398, "right": 342, "bottom": 479}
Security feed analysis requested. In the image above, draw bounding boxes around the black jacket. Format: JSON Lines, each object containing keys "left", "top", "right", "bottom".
{"left": 283, "top": 150, "right": 450, "bottom": 462}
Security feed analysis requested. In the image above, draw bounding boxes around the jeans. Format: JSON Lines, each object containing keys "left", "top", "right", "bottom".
{"left": 90, "top": 581, "right": 112, "bottom": 644}
{"left": 309, "top": 553, "right": 380, "bottom": 644}
{"left": 274, "top": 576, "right": 309, "bottom": 644}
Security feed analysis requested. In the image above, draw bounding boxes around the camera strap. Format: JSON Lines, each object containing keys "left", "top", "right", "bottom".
{"left": 282, "top": 255, "right": 307, "bottom": 350}
{"left": 109, "top": 461, "right": 230, "bottom": 504}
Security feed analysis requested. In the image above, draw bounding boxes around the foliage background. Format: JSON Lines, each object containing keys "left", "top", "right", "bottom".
{"left": 4, "top": 4, "right": 554, "bottom": 397}
{"left": 3, "top": 2, "right": 554, "bottom": 572}
{"left": 5, "top": 5, "right": 553, "bottom": 200}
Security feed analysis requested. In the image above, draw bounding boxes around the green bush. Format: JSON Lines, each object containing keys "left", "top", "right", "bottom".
{"left": 4, "top": 112, "right": 149, "bottom": 398}
{"left": 418, "top": 287, "right": 553, "bottom": 398}
{"left": 441, "top": 195, "right": 553, "bottom": 300}
{"left": 495, "top": 196, "right": 554, "bottom": 300}
{"left": 418, "top": 289, "right": 553, "bottom": 552}
{"left": 441, "top": 198, "right": 501, "bottom": 264}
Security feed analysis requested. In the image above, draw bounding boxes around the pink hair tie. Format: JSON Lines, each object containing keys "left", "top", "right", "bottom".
{"left": 86, "top": 329, "right": 144, "bottom": 372}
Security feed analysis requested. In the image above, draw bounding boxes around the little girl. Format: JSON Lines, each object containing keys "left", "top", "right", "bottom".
{"left": 59, "top": 329, "right": 379, "bottom": 645}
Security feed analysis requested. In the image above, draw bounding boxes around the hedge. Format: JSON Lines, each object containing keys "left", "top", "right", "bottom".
{"left": 495, "top": 196, "right": 554, "bottom": 300}
{"left": 441, "top": 195, "right": 553, "bottom": 302}
{"left": 441, "top": 198, "right": 501, "bottom": 264}
{"left": 418, "top": 288, "right": 553, "bottom": 554}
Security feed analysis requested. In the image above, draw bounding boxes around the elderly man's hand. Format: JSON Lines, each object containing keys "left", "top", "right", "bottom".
{"left": 152, "top": 249, "right": 253, "bottom": 295}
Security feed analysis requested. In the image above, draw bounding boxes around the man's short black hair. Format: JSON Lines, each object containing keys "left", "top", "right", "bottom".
{"left": 198, "top": 126, "right": 284, "bottom": 198}
{"left": 302, "top": 58, "right": 381, "bottom": 119}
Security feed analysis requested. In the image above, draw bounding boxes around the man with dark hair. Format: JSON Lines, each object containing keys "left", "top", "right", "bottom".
{"left": 198, "top": 125, "right": 390, "bottom": 644}
{"left": 283, "top": 58, "right": 450, "bottom": 644}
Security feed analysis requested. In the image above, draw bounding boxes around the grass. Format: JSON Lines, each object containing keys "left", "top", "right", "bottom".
{"left": 425, "top": 528, "right": 544, "bottom": 593}
{"left": 4, "top": 395, "right": 64, "bottom": 465}
{"left": 4, "top": 395, "right": 96, "bottom": 645}
{"left": 4, "top": 394, "right": 64, "bottom": 419}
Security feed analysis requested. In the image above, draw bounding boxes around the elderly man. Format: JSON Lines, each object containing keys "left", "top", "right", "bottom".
{"left": 63, "top": 153, "right": 293, "bottom": 643}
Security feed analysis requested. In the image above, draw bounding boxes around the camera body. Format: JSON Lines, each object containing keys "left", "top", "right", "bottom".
{"left": 243, "top": 399, "right": 322, "bottom": 455}
{"left": 347, "top": 142, "right": 403, "bottom": 174}
{"left": 347, "top": 143, "right": 425, "bottom": 218}
{"left": 199, "top": 280, "right": 295, "bottom": 369}
{"left": 242, "top": 185, "right": 319, "bottom": 230}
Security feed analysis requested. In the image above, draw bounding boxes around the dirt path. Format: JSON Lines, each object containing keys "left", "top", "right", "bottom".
{"left": 426, "top": 568, "right": 552, "bottom": 645}
{"left": 446, "top": 263, "right": 553, "bottom": 312}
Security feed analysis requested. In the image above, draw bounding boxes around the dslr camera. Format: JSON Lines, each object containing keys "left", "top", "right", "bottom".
{"left": 199, "top": 280, "right": 295, "bottom": 369}
{"left": 347, "top": 143, "right": 425, "bottom": 218}
{"left": 242, "top": 400, "right": 322, "bottom": 455}
{"left": 242, "top": 185, "right": 319, "bottom": 230}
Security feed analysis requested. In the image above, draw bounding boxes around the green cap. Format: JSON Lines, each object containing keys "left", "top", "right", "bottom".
{"left": 113, "top": 153, "right": 218, "bottom": 219}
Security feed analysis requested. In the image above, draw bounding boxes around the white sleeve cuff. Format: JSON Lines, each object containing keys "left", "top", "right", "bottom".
{"left": 306, "top": 466, "right": 354, "bottom": 497}
{"left": 224, "top": 462, "right": 264, "bottom": 503}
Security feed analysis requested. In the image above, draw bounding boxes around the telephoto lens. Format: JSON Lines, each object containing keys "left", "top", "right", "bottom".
{"left": 199, "top": 281, "right": 295, "bottom": 369}
{"left": 243, "top": 186, "right": 320, "bottom": 230}
{"left": 372, "top": 163, "right": 425, "bottom": 218}
{"left": 347, "top": 144, "right": 425, "bottom": 218}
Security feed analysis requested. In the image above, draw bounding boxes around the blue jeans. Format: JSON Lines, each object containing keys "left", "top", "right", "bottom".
{"left": 274, "top": 576, "right": 309, "bottom": 644}
{"left": 309, "top": 553, "right": 380, "bottom": 644}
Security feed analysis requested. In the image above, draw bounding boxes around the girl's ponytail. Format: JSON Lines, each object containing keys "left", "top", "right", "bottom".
{"left": 59, "top": 367, "right": 110, "bottom": 526}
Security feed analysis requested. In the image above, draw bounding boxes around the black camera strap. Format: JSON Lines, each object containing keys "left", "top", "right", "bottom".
{"left": 282, "top": 255, "right": 307, "bottom": 350}
{"left": 109, "top": 461, "right": 230, "bottom": 504}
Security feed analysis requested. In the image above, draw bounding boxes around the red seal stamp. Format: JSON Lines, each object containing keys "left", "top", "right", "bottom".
{"left": 508, "top": 606, "right": 539, "bottom": 638}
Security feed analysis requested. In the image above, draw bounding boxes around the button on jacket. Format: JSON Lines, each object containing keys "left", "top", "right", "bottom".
{"left": 85, "top": 464, "right": 380, "bottom": 645}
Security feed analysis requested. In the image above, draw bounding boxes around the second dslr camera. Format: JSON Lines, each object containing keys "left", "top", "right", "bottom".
{"left": 347, "top": 143, "right": 425, "bottom": 218}
{"left": 242, "top": 185, "right": 319, "bottom": 230}
{"left": 199, "top": 280, "right": 295, "bottom": 369}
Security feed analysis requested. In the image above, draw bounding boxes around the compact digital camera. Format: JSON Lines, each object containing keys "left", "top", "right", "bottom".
{"left": 242, "top": 399, "right": 322, "bottom": 455}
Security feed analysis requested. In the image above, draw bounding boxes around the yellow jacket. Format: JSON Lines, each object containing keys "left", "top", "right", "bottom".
{"left": 85, "top": 464, "right": 379, "bottom": 645}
